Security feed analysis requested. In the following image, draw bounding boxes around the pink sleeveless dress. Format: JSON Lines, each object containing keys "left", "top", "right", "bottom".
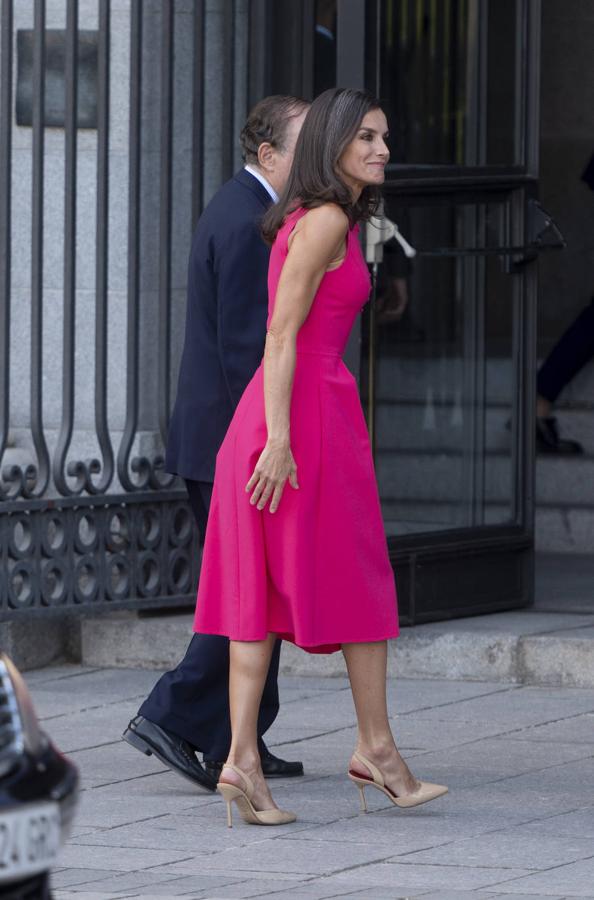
{"left": 194, "top": 207, "right": 399, "bottom": 653}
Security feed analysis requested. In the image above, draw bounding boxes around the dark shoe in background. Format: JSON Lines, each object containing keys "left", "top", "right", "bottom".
{"left": 123, "top": 716, "right": 217, "bottom": 792}
{"left": 536, "top": 417, "right": 584, "bottom": 455}
{"left": 260, "top": 744, "right": 304, "bottom": 778}
{"left": 205, "top": 743, "right": 305, "bottom": 782}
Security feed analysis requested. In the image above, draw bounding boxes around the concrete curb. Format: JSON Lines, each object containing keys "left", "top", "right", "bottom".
{"left": 77, "top": 609, "right": 594, "bottom": 688}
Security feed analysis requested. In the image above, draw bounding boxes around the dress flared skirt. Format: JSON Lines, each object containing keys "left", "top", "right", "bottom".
{"left": 194, "top": 353, "right": 399, "bottom": 654}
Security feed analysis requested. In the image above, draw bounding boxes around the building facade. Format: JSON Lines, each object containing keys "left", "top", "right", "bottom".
{"left": 1, "top": 0, "right": 588, "bottom": 626}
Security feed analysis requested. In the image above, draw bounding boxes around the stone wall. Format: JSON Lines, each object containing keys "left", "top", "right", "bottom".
{"left": 4, "top": 0, "right": 248, "bottom": 494}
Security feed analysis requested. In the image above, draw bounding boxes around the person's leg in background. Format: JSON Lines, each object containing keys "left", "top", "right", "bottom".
{"left": 535, "top": 298, "right": 594, "bottom": 453}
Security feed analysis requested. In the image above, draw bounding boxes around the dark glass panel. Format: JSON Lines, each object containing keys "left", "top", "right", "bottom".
{"left": 314, "top": 0, "right": 337, "bottom": 94}
{"left": 372, "top": 0, "right": 523, "bottom": 166}
{"left": 364, "top": 196, "right": 519, "bottom": 536}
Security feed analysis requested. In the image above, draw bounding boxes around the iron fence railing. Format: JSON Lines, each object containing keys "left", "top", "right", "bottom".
{"left": 0, "top": 0, "right": 254, "bottom": 617}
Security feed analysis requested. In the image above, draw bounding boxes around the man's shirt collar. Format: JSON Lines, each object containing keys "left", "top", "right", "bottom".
{"left": 244, "top": 164, "right": 279, "bottom": 203}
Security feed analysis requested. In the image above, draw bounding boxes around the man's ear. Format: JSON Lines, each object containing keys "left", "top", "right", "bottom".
{"left": 257, "top": 142, "right": 275, "bottom": 171}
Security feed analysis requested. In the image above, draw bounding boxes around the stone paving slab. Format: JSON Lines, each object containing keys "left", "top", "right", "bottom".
{"left": 514, "top": 807, "right": 594, "bottom": 839}
{"left": 20, "top": 665, "right": 594, "bottom": 898}
{"left": 491, "top": 854, "right": 594, "bottom": 896}
{"left": 312, "top": 862, "right": 535, "bottom": 892}
{"left": 402, "top": 735, "right": 593, "bottom": 779}
{"left": 399, "top": 827, "right": 594, "bottom": 870}
{"left": 506, "top": 712, "right": 594, "bottom": 743}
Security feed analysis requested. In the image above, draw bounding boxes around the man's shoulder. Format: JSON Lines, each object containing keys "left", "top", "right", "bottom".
{"left": 191, "top": 182, "right": 269, "bottom": 261}
{"left": 201, "top": 171, "right": 269, "bottom": 224}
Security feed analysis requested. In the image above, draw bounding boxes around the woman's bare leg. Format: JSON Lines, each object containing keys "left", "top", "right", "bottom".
{"left": 220, "top": 633, "right": 279, "bottom": 810}
{"left": 342, "top": 641, "right": 420, "bottom": 796}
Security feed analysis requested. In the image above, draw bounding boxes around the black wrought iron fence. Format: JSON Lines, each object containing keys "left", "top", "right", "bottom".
{"left": 0, "top": 0, "right": 257, "bottom": 617}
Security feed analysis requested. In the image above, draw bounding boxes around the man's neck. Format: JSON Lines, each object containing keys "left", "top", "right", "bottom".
{"left": 244, "top": 164, "right": 279, "bottom": 203}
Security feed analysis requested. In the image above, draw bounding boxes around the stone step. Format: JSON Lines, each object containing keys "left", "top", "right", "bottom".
{"left": 379, "top": 497, "right": 594, "bottom": 550}
{"left": 373, "top": 354, "right": 594, "bottom": 409}
{"left": 380, "top": 500, "right": 515, "bottom": 536}
{"left": 380, "top": 502, "right": 594, "bottom": 553}
{"left": 375, "top": 403, "right": 594, "bottom": 451}
{"left": 376, "top": 451, "right": 594, "bottom": 505}
{"left": 375, "top": 402, "right": 512, "bottom": 452}
{"left": 535, "top": 506, "right": 594, "bottom": 554}
{"left": 77, "top": 604, "right": 594, "bottom": 688}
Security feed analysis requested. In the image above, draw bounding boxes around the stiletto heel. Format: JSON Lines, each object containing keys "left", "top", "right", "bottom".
{"left": 348, "top": 751, "right": 448, "bottom": 811}
{"left": 217, "top": 763, "right": 297, "bottom": 827}
{"left": 357, "top": 784, "right": 368, "bottom": 813}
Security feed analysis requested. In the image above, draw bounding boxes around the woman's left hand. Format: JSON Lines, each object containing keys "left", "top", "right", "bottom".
{"left": 245, "top": 440, "right": 299, "bottom": 513}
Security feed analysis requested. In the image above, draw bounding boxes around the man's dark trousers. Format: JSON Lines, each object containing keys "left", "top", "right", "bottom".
{"left": 139, "top": 168, "right": 281, "bottom": 762}
{"left": 537, "top": 298, "right": 594, "bottom": 403}
{"left": 138, "top": 479, "right": 282, "bottom": 762}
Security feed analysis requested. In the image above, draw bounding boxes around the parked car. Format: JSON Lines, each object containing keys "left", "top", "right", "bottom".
{"left": 0, "top": 653, "right": 78, "bottom": 900}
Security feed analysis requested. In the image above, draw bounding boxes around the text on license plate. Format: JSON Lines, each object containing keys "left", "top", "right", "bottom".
{"left": 0, "top": 802, "right": 60, "bottom": 882}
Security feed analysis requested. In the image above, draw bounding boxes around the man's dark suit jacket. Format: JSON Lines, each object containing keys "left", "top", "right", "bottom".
{"left": 166, "top": 168, "right": 273, "bottom": 482}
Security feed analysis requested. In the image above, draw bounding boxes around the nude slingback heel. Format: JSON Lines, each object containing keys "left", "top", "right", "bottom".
{"left": 217, "top": 763, "right": 297, "bottom": 827}
{"left": 348, "top": 751, "right": 448, "bottom": 811}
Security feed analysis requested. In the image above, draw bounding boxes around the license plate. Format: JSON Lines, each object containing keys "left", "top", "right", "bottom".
{"left": 0, "top": 802, "right": 61, "bottom": 883}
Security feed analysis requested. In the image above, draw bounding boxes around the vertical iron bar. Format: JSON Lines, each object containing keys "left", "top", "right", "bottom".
{"left": 191, "top": 0, "right": 205, "bottom": 226}
{"left": 247, "top": 0, "right": 269, "bottom": 109}
{"left": 220, "top": 0, "right": 234, "bottom": 183}
{"left": 53, "top": 0, "right": 79, "bottom": 495}
{"left": 28, "top": 0, "right": 50, "bottom": 498}
{"left": 337, "top": 3, "right": 366, "bottom": 89}
{"left": 88, "top": 0, "right": 114, "bottom": 494}
{"left": 117, "top": 0, "right": 144, "bottom": 490}
{"left": 158, "top": 0, "right": 173, "bottom": 448}
{"left": 338, "top": 0, "right": 366, "bottom": 386}
{"left": 524, "top": 0, "right": 540, "bottom": 175}
{"left": 301, "top": 0, "right": 314, "bottom": 99}
{"left": 520, "top": 0, "right": 541, "bottom": 606}
{"left": 0, "top": 0, "right": 13, "bottom": 498}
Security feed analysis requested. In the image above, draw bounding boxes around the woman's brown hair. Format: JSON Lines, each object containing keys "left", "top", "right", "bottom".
{"left": 261, "top": 88, "right": 383, "bottom": 245}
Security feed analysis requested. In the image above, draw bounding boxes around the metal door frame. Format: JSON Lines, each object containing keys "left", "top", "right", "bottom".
{"left": 266, "top": 0, "right": 542, "bottom": 623}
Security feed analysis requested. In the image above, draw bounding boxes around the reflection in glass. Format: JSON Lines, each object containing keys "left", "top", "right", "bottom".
{"left": 372, "top": 0, "right": 521, "bottom": 166}
{"left": 364, "top": 199, "right": 519, "bottom": 536}
{"left": 314, "top": 0, "right": 337, "bottom": 94}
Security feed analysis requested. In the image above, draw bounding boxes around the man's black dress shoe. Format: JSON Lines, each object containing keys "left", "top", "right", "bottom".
{"left": 123, "top": 716, "right": 217, "bottom": 793}
{"left": 204, "top": 743, "right": 304, "bottom": 781}
{"left": 536, "top": 417, "right": 584, "bottom": 455}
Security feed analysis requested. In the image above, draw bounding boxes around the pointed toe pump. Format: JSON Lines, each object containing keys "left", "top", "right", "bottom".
{"left": 348, "top": 751, "right": 448, "bottom": 811}
{"left": 217, "top": 763, "right": 297, "bottom": 827}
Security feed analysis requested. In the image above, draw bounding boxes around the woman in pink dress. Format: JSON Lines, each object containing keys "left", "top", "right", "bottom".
{"left": 195, "top": 88, "right": 448, "bottom": 826}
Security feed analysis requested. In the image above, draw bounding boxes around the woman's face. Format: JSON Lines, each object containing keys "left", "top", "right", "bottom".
{"left": 337, "top": 108, "right": 390, "bottom": 196}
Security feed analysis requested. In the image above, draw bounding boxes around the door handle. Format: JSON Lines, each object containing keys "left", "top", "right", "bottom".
{"left": 365, "top": 214, "right": 417, "bottom": 264}
{"left": 509, "top": 200, "right": 566, "bottom": 269}
{"left": 365, "top": 200, "right": 565, "bottom": 266}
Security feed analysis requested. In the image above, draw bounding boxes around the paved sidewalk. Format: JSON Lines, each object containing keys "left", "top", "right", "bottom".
{"left": 26, "top": 665, "right": 594, "bottom": 899}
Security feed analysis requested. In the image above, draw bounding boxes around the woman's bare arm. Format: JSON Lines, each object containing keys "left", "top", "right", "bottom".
{"left": 245, "top": 204, "right": 349, "bottom": 513}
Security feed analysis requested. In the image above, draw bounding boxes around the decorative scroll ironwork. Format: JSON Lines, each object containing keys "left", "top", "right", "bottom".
{"left": 0, "top": 493, "right": 199, "bottom": 617}
{"left": 0, "top": 0, "right": 251, "bottom": 615}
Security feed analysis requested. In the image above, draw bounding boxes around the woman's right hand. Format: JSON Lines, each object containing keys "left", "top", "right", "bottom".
{"left": 245, "top": 440, "right": 299, "bottom": 513}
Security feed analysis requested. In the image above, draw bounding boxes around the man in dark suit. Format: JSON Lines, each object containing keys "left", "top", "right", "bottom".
{"left": 123, "top": 96, "right": 309, "bottom": 791}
